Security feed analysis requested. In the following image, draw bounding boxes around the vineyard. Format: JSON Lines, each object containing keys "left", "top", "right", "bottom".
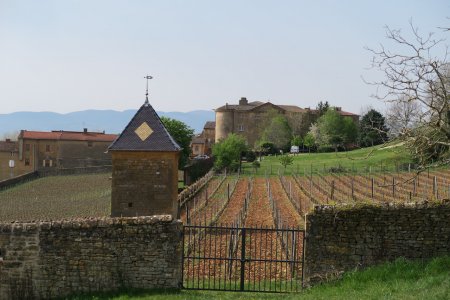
{"left": 177, "top": 168, "right": 450, "bottom": 291}
{"left": 1, "top": 168, "right": 449, "bottom": 223}
{"left": 0, "top": 173, "right": 111, "bottom": 221}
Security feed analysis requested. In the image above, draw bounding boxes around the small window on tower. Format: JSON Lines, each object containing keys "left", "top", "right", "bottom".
{"left": 87, "top": 141, "right": 93, "bottom": 147}
{"left": 238, "top": 125, "right": 244, "bottom": 132}
{"left": 45, "top": 145, "right": 51, "bottom": 152}
{"left": 25, "top": 144, "right": 30, "bottom": 151}
{"left": 25, "top": 158, "right": 30, "bottom": 166}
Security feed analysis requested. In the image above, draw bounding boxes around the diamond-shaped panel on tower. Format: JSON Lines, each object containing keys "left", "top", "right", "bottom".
{"left": 135, "top": 122, "right": 153, "bottom": 141}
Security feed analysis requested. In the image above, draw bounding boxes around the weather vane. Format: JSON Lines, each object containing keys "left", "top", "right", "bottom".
{"left": 144, "top": 75, "right": 153, "bottom": 104}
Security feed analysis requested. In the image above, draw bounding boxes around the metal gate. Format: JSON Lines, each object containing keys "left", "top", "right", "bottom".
{"left": 182, "top": 225, "right": 305, "bottom": 293}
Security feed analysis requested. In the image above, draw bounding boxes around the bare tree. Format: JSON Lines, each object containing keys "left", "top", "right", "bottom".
{"left": 366, "top": 20, "right": 449, "bottom": 167}
{"left": 385, "top": 97, "right": 422, "bottom": 138}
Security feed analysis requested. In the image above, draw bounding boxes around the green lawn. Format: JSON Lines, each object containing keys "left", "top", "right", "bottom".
{"left": 66, "top": 256, "right": 450, "bottom": 299}
{"left": 242, "top": 144, "right": 412, "bottom": 176}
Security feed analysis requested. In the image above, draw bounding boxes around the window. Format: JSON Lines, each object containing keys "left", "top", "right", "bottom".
{"left": 25, "top": 144, "right": 30, "bottom": 151}
{"left": 87, "top": 141, "right": 93, "bottom": 147}
{"left": 195, "top": 145, "right": 199, "bottom": 152}
{"left": 45, "top": 145, "right": 51, "bottom": 152}
{"left": 25, "top": 158, "right": 30, "bottom": 166}
{"left": 43, "top": 159, "right": 52, "bottom": 167}
{"left": 238, "top": 125, "right": 245, "bottom": 132}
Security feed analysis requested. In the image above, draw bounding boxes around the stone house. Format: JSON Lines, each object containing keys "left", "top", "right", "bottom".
{"left": 190, "top": 121, "right": 215, "bottom": 157}
{"left": 17, "top": 129, "right": 117, "bottom": 172}
{"left": 0, "top": 139, "right": 20, "bottom": 180}
{"left": 215, "top": 97, "right": 359, "bottom": 147}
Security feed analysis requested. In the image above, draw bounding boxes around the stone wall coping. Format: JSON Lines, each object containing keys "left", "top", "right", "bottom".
{"left": 312, "top": 200, "right": 450, "bottom": 214}
{"left": 0, "top": 215, "right": 178, "bottom": 232}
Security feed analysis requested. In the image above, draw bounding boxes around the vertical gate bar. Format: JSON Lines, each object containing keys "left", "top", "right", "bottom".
{"left": 192, "top": 226, "right": 197, "bottom": 289}
{"left": 208, "top": 226, "right": 212, "bottom": 289}
{"left": 290, "top": 227, "right": 295, "bottom": 292}
{"left": 264, "top": 226, "right": 268, "bottom": 292}
{"left": 275, "top": 226, "right": 278, "bottom": 292}
{"left": 240, "top": 227, "right": 246, "bottom": 291}
{"left": 181, "top": 226, "right": 186, "bottom": 288}
{"left": 233, "top": 226, "right": 238, "bottom": 291}
{"left": 213, "top": 226, "right": 217, "bottom": 290}
{"left": 218, "top": 226, "right": 223, "bottom": 290}
{"left": 202, "top": 227, "right": 206, "bottom": 289}
{"left": 224, "top": 225, "right": 229, "bottom": 289}
{"left": 252, "top": 228, "right": 256, "bottom": 291}
{"left": 294, "top": 230, "right": 299, "bottom": 292}
{"left": 269, "top": 226, "right": 273, "bottom": 291}
{"left": 197, "top": 226, "right": 201, "bottom": 289}
{"left": 259, "top": 225, "right": 262, "bottom": 292}
{"left": 249, "top": 227, "right": 252, "bottom": 291}
{"left": 186, "top": 226, "right": 190, "bottom": 288}
{"left": 301, "top": 230, "right": 306, "bottom": 289}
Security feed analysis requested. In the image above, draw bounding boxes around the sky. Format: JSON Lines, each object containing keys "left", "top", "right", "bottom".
{"left": 0, "top": 0, "right": 448, "bottom": 115}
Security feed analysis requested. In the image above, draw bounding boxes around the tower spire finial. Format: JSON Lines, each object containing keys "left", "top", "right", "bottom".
{"left": 144, "top": 75, "right": 153, "bottom": 105}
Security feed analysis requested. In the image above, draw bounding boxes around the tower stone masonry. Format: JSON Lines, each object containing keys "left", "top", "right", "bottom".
{"left": 108, "top": 100, "right": 181, "bottom": 218}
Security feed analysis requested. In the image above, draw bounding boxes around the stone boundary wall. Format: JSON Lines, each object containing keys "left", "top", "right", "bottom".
{"left": 0, "top": 171, "right": 38, "bottom": 190}
{"left": 38, "top": 165, "right": 112, "bottom": 177}
{"left": 304, "top": 202, "right": 450, "bottom": 285}
{"left": 0, "top": 166, "right": 112, "bottom": 191}
{"left": 178, "top": 170, "right": 214, "bottom": 207}
{"left": 0, "top": 216, "right": 182, "bottom": 299}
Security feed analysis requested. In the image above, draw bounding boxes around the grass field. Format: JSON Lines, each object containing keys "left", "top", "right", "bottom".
{"left": 66, "top": 256, "right": 450, "bottom": 299}
{"left": 242, "top": 145, "right": 411, "bottom": 175}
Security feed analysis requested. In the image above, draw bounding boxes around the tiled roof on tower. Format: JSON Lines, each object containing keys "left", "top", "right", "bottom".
{"left": 108, "top": 102, "right": 181, "bottom": 152}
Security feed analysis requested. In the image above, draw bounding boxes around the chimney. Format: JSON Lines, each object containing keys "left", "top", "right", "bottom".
{"left": 83, "top": 128, "right": 88, "bottom": 133}
{"left": 239, "top": 97, "right": 248, "bottom": 106}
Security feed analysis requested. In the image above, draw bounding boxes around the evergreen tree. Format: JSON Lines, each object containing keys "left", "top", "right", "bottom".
{"left": 316, "top": 101, "right": 330, "bottom": 116}
{"left": 359, "top": 109, "right": 388, "bottom": 147}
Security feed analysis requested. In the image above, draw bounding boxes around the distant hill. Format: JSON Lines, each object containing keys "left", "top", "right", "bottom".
{"left": 0, "top": 109, "right": 215, "bottom": 138}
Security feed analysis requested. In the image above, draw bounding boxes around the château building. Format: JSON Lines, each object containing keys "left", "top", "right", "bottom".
{"left": 214, "top": 97, "right": 358, "bottom": 147}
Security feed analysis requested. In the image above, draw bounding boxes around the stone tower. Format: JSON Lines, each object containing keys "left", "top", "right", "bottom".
{"left": 108, "top": 99, "right": 181, "bottom": 218}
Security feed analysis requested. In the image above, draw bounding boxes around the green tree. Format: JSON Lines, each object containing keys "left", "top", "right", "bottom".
{"left": 343, "top": 117, "right": 359, "bottom": 146}
{"left": 212, "top": 134, "right": 247, "bottom": 172}
{"left": 261, "top": 115, "right": 292, "bottom": 151}
{"left": 359, "top": 109, "right": 388, "bottom": 147}
{"left": 279, "top": 155, "right": 294, "bottom": 169}
{"left": 303, "top": 132, "right": 315, "bottom": 153}
{"left": 160, "top": 116, "right": 194, "bottom": 168}
{"left": 314, "top": 109, "right": 358, "bottom": 151}
{"left": 291, "top": 135, "right": 303, "bottom": 147}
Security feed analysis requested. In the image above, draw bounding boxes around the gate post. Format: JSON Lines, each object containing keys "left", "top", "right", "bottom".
{"left": 240, "top": 227, "right": 247, "bottom": 291}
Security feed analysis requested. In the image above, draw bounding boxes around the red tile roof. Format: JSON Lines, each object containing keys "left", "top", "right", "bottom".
{"left": 20, "top": 130, "right": 117, "bottom": 142}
